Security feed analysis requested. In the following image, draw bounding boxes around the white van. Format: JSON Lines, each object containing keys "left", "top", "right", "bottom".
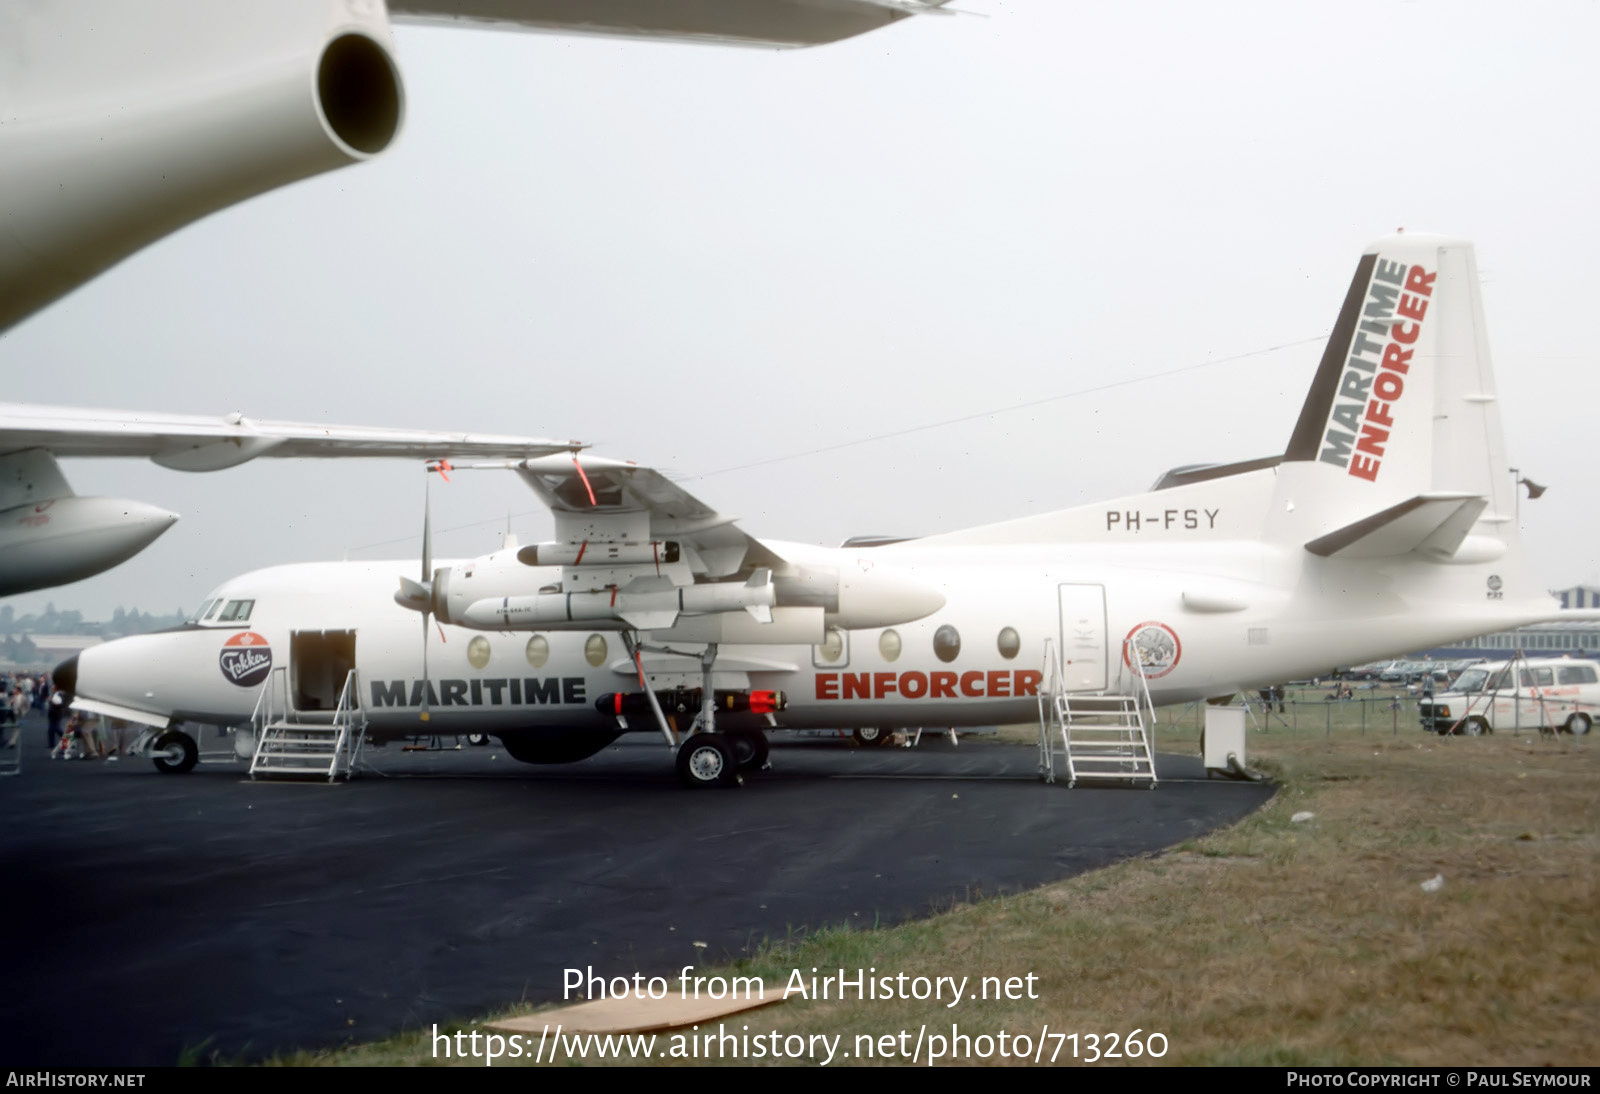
{"left": 1418, "top": 658, "right": 1598, "bottom": 735}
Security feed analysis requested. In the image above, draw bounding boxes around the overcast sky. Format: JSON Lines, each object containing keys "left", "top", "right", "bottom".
{"left": 4, "top": 0, "right": 1598, "bottom": 618}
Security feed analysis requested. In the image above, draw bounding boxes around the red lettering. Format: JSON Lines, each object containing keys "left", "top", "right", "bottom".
{"left": 1391, "top": 321, "right": 1420, "bottom": 344}
{"left": 959, "top": 671, "right": 984, "bottom": 697}
{"left": 930, "top": 672, "right": 957, "bottom": 698}
{"left": 1349, "top": 454, "right": 1380, "bottom": 481}
{"left": 816, "top": 673, "right": 838, "bottom": 700}
{"left": 1381, "top": 343, "right": 1412, "bottom": 374}
{"left": 1356, "top": 423, "right": 1389, "bottom": 457}
{"left": 1374, "top": 371, "right": 1403, "bottom": 401}
{"left": 842, "top": 672, "right": 870, "bottom": 700}
{"left": 1365, "top": 399, "right": 1394, "bottom": 428}
{"left": 1013, "top": 670, "right": 1042, "bottom": 698}
{"left": 900, "top": 671, "right": 928, "bottom": 699}
{"left": 873, "top": 672, "right": 898, "bottom": 699}
{"left": 1398, "top": 293, "right": 1428, "bottom": 321}
{"left": 1405, "top": 264, "right": 1436, "bottom": 297}
{"left": 986, "top": 670, "right": 1009, "bottom": 698}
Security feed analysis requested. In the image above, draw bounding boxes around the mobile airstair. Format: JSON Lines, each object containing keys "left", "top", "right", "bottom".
{"left": 1037, "top": 637, "right": 1158, "bottom": 788}
{"left": 249, "top": 667, "right": 366, "bottom": 781}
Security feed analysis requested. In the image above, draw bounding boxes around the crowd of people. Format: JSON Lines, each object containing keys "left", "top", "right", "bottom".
{"left": 0, "top": 670, "right": 136, "bottom": 761}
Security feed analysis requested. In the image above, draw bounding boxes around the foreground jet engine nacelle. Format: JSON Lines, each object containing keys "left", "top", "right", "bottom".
{"left": 0, "top": 497, "right": 178, "bottom": 597}
{"left": 0, "top": 0, "right": 404, "bottom": 331}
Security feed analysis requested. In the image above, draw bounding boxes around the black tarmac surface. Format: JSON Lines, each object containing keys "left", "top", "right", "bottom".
{"left": 0, "top": 716, "right": 1273, "bottom": 1065}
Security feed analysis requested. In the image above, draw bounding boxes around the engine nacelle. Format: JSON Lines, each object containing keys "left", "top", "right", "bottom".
{"left": 0, "top": 0, "right": 404, "bottom": 330}
{"left": 0, "top": 497, "right": 178, "bottom": 596}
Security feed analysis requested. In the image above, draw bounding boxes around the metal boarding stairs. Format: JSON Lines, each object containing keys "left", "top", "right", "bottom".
{"left": 249, "top": 667, "right": 367, "bottom": 781}
{"left": 1037, "top": 637, "right": 1158, "bottom": 788}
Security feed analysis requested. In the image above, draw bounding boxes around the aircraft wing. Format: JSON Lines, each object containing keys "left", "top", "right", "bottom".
{"left": 0, "top": 404, "right": 581, "bottom": 473}
{"left": 496, "top": 453, "right": 781, "bottom": 579}
{"left": 389, "top": 0, "right": 952, "bottom": 47}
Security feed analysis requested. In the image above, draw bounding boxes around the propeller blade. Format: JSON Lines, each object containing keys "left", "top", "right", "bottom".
{"left": 421, "top": 468, "right": 433, "bottom": 582}
{"left": 419, "top": 614, "right": 431, "bottom": 722}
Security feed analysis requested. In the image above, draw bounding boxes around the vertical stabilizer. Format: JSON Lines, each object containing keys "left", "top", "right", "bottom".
{"left": 1275, "top": 235, "right": 1521, "bottom": 579}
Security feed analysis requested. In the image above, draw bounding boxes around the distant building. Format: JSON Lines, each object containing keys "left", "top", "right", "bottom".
{"left": 1552, "top": 585, "right": 1600, "bottom": 610}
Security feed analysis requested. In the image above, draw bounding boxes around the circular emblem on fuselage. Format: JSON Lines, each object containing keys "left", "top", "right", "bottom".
{"left": 1123, "top": 621, "right": 1181, "bottom": 679}
{"left": 1487, "top": 575, "right": 1503, "bottom": 591}
{"left": 219, "top": 631, "right": 272, "bottom": 688}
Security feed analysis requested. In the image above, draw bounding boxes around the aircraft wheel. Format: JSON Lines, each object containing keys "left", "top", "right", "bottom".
{"left": 728, "top": 730, "right": 770, "bottom": 771}
{"left": 853, "top": 726, "right": 890, "bottom": 747}
{"left": 466, "top": 732, "right": 490, "bottom": 746}
{"left": 151, "top": 730, "right": 198, "bottom": 774}
{"left": 1564, "top": 713, "right": 1590, "bottom": 736}
{"left": 676, "top": 734, "right": 742, "bottom": 789}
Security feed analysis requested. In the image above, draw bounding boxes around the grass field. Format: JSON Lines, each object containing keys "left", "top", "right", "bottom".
{"left": 288, "top": 689, "right": 1598, "bottom": 1067}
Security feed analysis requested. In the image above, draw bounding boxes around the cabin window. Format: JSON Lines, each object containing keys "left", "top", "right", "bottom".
{"left": 997, "top": 627, "right": 1021, "bottom": 660}
{"left": 467, "top": 636, "right": 492, "bottom": 670}
{"left": 584, "top": 634, "right": 608, "bottom": 667}
{"left": 878, "top": 629, "right": 902, "bottom": 663}
{"left": 217, "top": 599, "right": 254, "bottom": 623}
{"left": 525, "top": 635, "right": 549, "bottom": 668}
{"left": 933, "top": 625, "right": 961, "bottom": 663}
{"left": 815, "top": 627, "right": 846, "bottom": 666}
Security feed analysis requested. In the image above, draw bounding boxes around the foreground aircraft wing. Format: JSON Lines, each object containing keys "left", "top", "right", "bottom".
{"left": 389, "top": 0, "right": 953, "bottom": 47}
{"left": 499, "top": 454, "right": 780, "bottom": 578}
{"left": 0, "top": 404, "right": 580, "bottom": 472}
{"left": 431, "top": 454, "right": 943, "bottom": 641}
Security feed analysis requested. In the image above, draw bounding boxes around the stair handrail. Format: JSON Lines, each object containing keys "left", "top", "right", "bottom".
{"left": 1038, "top": 637, "right": 1064, "bottom": 782}
{"left": 248, "top": 667, "right": 289, "bottom": 775}
{"left": 1121, "top": 635, "right": 1158, "bottom": 731}
{"left": 329, "top": 667, "right": 366, "bottom": 778}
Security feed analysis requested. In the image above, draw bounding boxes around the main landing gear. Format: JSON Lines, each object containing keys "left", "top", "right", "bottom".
{"left": 673, "top": 729, "right": 770, "bottom": 789}
{"left": 619, "top": 632, "right": 774, "bottom": 790}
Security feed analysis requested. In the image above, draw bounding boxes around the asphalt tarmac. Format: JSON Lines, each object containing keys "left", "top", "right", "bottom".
{"left": 0, "top": 716, "right": 1273, "bottom": 1065}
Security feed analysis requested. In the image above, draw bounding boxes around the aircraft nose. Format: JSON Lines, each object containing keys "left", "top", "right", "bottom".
{"left": 53, "top": 653, "right": 78, "bottom": 700}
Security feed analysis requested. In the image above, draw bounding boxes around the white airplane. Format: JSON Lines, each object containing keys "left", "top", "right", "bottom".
{"left": 0, "top": 403, "right": 579, "bottom": 596}
{"left": 57, "top": 234, "right": 1582, "bottom": 786}
{"left": 0, "top": 0, "right": 948, "bottom": 332}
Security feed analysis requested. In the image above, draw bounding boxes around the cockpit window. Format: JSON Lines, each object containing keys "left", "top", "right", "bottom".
{"left": 186, "top": 599, "right": 217, "bottom": 624}
{"left": 203, "top": 599, "right": 223, "bottom": 621}
{"left": 216, "top": 599, "right": 255, "bottom": 623}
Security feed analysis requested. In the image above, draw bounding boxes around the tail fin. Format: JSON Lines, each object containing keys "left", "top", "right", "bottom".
{"left": 1272, "top": 234, "right": 1519, "bottom": 571}
{"left": 922, "top": 233, "right": 1532, "bottom": 593}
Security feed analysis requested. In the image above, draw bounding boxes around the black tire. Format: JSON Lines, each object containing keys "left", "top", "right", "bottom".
{"left": 1564, "top": 713, "right": 1591, "bottom": 736}
{"left": 853, "top": 726, "right": 890, "bottom": 747}
{"left": 728, "top": 730, "right": 770, "bottom": 771}
{"left": 676, "top": 734, "right": 742, "bottom": 789}
{"left": 466, "top": 732, "right": 490, "bottom": 747}
{"left": 151, "top": 730, "right": 198, "bottom": 774}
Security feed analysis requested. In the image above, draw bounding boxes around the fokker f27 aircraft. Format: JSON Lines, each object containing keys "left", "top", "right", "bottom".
{"left": 56, "top": 235, "right": 1580, "bottom": 786}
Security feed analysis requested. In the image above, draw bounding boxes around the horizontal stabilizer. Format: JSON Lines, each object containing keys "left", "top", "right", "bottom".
{"left": 1305, "top": 494, "right": 1487, "bottom": 559}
